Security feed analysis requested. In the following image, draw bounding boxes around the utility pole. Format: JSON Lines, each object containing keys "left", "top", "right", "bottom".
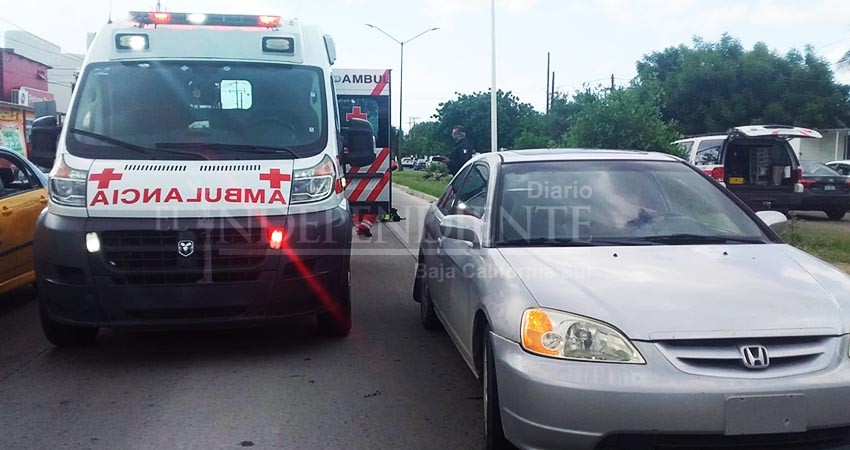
{"left": 546, "top": 52, "right": 551, "bottom": 114}
{"left": 490, "top": 0, "right": 498, "bottom": 152}
{"left": 611, "top": 74, "right": 615, "bottom": 91}
{"left": 156, "top": 0, "right": 162, "bottom": 12}
{"left": 551, "top": 72, "right": 556, "bottom": 110}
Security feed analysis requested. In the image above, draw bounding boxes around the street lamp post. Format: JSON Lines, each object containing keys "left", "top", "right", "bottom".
{"left": 366, "top": 24, "right": 439, "bottom": 165}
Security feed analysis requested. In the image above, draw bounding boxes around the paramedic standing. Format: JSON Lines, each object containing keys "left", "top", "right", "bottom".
{"left": 449, "top": 126, "right": 473, "bottom": 174}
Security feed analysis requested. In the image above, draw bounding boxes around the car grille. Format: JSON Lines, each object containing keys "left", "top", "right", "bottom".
{"left": 101, "top": 228, "right": 267, "bottom": 275}
{"left": 595, "top": 427, "right": 850, "bottom": 450}
{"left": 655, "top": 336, "right": 837, "bottom": 378}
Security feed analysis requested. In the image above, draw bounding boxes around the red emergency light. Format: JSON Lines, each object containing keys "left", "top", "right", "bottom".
{"left": 258, "top": 15, "right": 282, "bottom": 27}
{"left": 149, "top": 12, "right": 172, "bottom": 24}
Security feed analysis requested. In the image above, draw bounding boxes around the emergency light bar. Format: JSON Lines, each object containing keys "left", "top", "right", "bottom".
{"left": 130, "top": 11, "right": 283, "bottom": 28}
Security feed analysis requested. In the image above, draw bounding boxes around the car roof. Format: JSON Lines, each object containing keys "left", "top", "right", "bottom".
{"left": 488, "top": 148, "right": 681, "bottom": 164}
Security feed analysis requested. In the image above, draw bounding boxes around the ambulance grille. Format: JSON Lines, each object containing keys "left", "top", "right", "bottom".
{"left": 124, "top": 164, "right": 188, "bottom": 172}
{"left": 100, "top": 228, "right": 267, "bottom": 275}
{"left": 200, "top": 164, "right": 262, "bottom": 172}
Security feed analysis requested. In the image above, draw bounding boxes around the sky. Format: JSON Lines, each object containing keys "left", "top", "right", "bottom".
{"left": 1, "top": 0, "right": 849, "bottom": 134}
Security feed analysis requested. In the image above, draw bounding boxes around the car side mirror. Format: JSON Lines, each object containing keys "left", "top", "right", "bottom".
{"left": 440, "top": 214, "right": 482, "bottom": 249}
{"left": 756, "top": 210, "right": 788, "bottom": 233}
{"left": 341, "top": 118, "right": 376, "bottom": 168}
{"left": 30, "top": 115, "right": 61, "bottom": 169}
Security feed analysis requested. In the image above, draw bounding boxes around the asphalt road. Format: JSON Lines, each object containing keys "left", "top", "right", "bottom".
{"left": 0, "top": 189, "right": 483, "bottom": 450}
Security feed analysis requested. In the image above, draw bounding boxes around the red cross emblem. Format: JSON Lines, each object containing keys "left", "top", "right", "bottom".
{"left": 89, "top": 168, "right": 123, "bottom": 189}
{"left": 259, "top": 169, "right": 292, "bottom": 189}
{"left": 346, "top": 106, "right": 368, "bottom": 121}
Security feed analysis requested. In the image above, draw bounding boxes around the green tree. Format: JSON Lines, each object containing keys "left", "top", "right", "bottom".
{"left": 433, "top": 90, "right": 538, "bottom": 151}
{"left": 563, "top": 85, "right": 683, "bottom": 156}
{"left": 638, "top": 35, "right": 850, "bottom": 134}
{"left": 403, "top": 121, "right": 450, "bottom": 157}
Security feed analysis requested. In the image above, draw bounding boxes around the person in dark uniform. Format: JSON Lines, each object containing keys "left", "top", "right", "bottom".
{"left": 449, "top": 126, "right": 473, "bottom": 174}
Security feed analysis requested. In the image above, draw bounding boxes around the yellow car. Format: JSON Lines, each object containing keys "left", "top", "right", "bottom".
{"left": 0, "top": 147, "right": 48, "bottom": 295}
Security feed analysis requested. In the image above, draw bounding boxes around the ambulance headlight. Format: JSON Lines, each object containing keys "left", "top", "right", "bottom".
{"left": 50, "top": 156, "right": 88, "bottom": 207}
{"left": 291, "top": 155, "right": 335, "bottom": 204}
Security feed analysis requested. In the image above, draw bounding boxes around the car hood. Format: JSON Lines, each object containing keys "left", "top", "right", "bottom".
{"left": 498, "top": 244, "right": 850, "bottom": 341}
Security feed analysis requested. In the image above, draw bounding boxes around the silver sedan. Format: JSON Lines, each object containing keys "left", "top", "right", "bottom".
{"left": 413, "top": 149, "right": 850, "bottom": 450}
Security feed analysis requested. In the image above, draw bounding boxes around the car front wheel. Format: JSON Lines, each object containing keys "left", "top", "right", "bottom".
{"left": 483, "top": 325, "right": 515, "bottom": 450}
{"left": 825, "top": 209, "right": 847, "bottom": 221}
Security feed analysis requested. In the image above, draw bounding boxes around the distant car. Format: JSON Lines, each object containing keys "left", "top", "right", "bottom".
{"left": 429, "top": 155, "right": 449, "bottom": 167}
{"left": 401, "top": 157, "right": 415, "bottom": 169}
{"left": 414, "top": 149, "right": 850, "bottom": 450}
{"left": 674, "top": 125, "right": 822, "bottom": 211}
{"left": 796, "top": 160, "right": 850, "bottom": 220}
{"left": 1, "top": 147, "right": 48, "bottom": 296}
{"left": 414, "top": 158, "right": 427, "bottom": 171}
{"left": 827, "top": 160, "right": 850, "bottom": 176}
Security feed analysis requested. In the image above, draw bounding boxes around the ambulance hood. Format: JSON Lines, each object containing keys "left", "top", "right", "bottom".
{"left": 86, "top": 159, "right": 294, "bottom": 218}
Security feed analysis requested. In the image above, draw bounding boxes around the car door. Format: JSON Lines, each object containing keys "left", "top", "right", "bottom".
{"left": 423, "top": 167, "right": 470, "bottom": 312}
{"left": 0, "top": 153, "right": 46, "bottom": 281}
{"left": 437, "top": 163, "right": 490, "bottom": 354}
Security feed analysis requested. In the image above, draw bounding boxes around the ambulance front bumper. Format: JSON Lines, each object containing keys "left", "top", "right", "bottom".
{"left": 33, "top": 207, "right": 351, "bottom": 328}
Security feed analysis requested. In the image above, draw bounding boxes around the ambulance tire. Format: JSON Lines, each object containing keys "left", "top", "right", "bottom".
{"left": 317, "top": 267, "right": 352, "bottom": 338}
{"left": 39, "top": 302, "right": 98, "bottom": 347}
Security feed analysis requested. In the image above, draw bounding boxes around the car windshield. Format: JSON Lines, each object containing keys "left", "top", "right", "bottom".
{"left": 802, "top": 161, "right": 842, "bottom": 177}
{"left": 66, "top": 61, "right": 327, "bottom": 160}
{"left": 496, "top": 160, "right": 770, "bottom": 246}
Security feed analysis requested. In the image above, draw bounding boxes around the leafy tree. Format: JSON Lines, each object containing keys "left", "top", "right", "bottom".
{"left": 638, "top": 35, "right": 850, "bottom": 134}
{"left": 563, "top": 85, "right": 684, "bottom": 156}
{"left": 433, "top": 90, "right": 538, "bottom": 151}
{"left": 402, "top": 121, "right": 449, "bottom": 157}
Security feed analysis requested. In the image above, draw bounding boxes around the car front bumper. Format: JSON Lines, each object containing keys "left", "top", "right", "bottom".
{"left": 491, "top": 333, "right": 850, "bottom": 450}
{"left": 34, "top": 208, "right": 351, "bottom": 329}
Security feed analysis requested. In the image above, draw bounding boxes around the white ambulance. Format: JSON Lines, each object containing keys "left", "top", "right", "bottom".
{"left": 28, "top": 11, "right": 377, "bottom": 346}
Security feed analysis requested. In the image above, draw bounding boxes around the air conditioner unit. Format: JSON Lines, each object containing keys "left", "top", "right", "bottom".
{"left": 11, "top": 89, "right": 29, "bottom": 106}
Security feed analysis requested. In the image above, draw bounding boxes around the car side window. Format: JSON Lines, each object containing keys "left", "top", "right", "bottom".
{"left": 694, "top": 139, "right": 724, "bottom": 165}
{"left": 437, "top": 166, "right": 470, "bottom": 215}
{"left": 0, "top": 154, "right": 37, "bottom": 200}
{"left": 455, "top": 163, "right": 490, "bottom": 219}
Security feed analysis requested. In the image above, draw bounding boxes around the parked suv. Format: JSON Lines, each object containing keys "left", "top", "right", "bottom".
{"left": 674, "top": 125, "right": 822, "bottom": 211}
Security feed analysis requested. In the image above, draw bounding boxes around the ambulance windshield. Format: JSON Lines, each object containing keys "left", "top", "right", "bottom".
{"left": 66, "top": 61, "right": 328, "bottom": 160}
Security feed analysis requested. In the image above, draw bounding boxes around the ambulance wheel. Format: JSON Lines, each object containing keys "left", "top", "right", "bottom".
{"left": 39, "top": 302, "right": 98, "bottom": 347}
{"left": 317, "top": 268, "right": 352, "bottom": 338}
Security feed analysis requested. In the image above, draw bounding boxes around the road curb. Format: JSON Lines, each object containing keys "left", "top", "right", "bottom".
{"left": 394, "top": 184, "right": 438, "bottom": 203}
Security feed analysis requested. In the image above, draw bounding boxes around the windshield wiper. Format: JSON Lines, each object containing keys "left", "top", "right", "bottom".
{"left": 640, "top": 234, "right": 765, "bottom": 245}
{"left": 69, "top": 128, "right": 153, "bottom": 155}
{"left": 156, "top": 143, "right": 299, "bottom": 159}
{"left": 69, "top": 129, "right": 204, "bottom": 160}
{"left": 498, "top": 237, "right": 642, "bottom": 247}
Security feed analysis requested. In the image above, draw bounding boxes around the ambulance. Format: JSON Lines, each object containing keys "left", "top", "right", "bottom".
{"left": 28, "top": 11, "right": 377, "bottom": 346}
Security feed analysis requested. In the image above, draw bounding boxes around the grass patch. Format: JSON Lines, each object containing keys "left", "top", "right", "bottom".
{"left": 393, "top": 171, "right": 449, "bottom": 198}
{"left": 781, "top": 219, "right": 850, "bottom": 272}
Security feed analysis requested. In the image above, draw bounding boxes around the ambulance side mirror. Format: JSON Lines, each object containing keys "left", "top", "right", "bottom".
{"left": 30, "top": 115, "right": 62, "bottom": 169}
{"left": 342, "top": 118, "right": 377, "bottom": 168}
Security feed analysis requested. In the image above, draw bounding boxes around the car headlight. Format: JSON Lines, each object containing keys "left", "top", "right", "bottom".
{"left": 521, "top": 308, "right": 645, "bottom": 364}
{"left": 49, "top": 155, "right": 88, "bottom": 207}
{"left": 291, "top": 155, "right": 336, "bottom": 204}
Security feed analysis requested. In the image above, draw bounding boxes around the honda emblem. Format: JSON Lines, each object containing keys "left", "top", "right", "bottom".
{"left": 178, "top": 240, "right": 195, "bottom": 258}
{"left": 741, "top": 346, "right": 770, "bottom": 369}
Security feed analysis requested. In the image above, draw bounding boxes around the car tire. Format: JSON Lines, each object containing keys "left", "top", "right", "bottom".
{"left": 483, "top": 325, "right": 515, "bottom": 450}
{"left": 317, "top": 268, "right": 352, "bottom": 338}
{"left": 420, "top": 282, "right": 441, "bottom": 330}
{"left": 825, "top": 209, "right": 847, "bottom": 221}
{"left": 39, "top": 302, "right": 98, "bottom": 347}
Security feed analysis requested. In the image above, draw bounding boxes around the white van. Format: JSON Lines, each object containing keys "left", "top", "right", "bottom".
{"left": 28, "top": 11, "right": 377, "bottom": 346}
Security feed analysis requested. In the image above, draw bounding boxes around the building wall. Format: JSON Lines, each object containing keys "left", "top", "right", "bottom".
{"left": 4, "top": 31, "right": 83, "bottom": 114}
{"left": 0, "top": 49, "right": 49, "bottom": 102}
{"left": 792, "top": 129, "right": 850, "bottom": 163}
